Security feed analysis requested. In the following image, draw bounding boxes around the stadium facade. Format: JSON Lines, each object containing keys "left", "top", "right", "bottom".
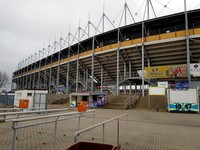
{"left": 12, "top": 3, "right": 200, "bottom": 96}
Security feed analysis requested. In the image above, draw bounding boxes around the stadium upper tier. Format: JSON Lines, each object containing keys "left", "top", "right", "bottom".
{"left": 12, "top": 8, "right": 200, "bottom": 91}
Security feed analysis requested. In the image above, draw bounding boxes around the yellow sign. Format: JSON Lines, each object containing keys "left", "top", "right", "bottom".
{"left": 145, "top": 65, "right": 187, "bottom": 79}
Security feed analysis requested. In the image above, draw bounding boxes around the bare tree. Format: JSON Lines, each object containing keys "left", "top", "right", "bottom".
{"left": 0, "top": 71, "right": 9, "bottom": 88}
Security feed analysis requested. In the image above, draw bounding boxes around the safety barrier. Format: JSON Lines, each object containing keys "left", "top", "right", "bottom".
{"left": 0, "top": 108, "right": 68, "bottom": 121}
{"left": 74, "top": 114, "right": 128, "bottom": 148}
{"left": 10, "top": 109, "right": 96, "bottom": 150}
{"left": 0, "top": 107, "right": 44, "bottom": 112}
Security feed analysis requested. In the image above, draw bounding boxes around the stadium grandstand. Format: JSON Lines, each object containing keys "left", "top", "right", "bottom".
{"left": 12, "top": 0, "right": 200, "bottom": 97}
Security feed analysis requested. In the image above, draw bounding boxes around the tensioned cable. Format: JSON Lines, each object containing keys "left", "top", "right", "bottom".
{"left": 119, "top": 7, "right": 125, "bottom": 27}
{"left": 80, "top": 23, "right": 89, "bottom": 41}
{"left": 134, "top": 0, "right": 146, "bottom": 20}
{"left": 112, "top": 7, "right": 124, "bottom": 25}
{"left": 126, "top": 4, "right": 136, "bottom": 23}
{"left": 154, "top": 0, "right": 175, "bottom": 16}
{"left": 70, "top": 29, "right": 79, "bottom": 45}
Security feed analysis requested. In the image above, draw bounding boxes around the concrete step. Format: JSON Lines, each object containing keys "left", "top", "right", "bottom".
{"left": 103, "top": 103, "right": 126, "bottom": 110}
{"left": 103, "top": 94, "right": 132, "bottom": 110}
{"left": 135, "top": 95, "right": 167, "bottom": 110}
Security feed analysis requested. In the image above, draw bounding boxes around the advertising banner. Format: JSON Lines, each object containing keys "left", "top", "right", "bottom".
{"left": 145, "top": 64, "right": 187, "bottom": 79}
{"left": 168, "top": 103, "right": 199, "bottom": 112}
{"left": 190, "top": 63, "right": 200, "bottom": 77}
{"left": 175, "top": 81, "right": 189, "bottom": 89}
{"left": 149, "top": 87, "right": 166, "bottom": 95}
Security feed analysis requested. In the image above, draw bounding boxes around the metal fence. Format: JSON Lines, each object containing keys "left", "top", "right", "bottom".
{"left": 74, "top": 114, "right": 128, "bottom": 148}
{"left": 0, "top": 94, "right": 14, "bottom": 105}
{"left": 9, "top": 109, "right": 96, "bottom": 150}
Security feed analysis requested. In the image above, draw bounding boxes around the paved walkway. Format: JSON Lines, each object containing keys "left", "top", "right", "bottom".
{"left": 0, "top": 107, "right": 200, "bottom": 150}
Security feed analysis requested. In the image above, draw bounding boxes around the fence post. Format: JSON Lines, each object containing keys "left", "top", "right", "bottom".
{"left": 126, "top": 115, "right": 128, "bottom": 144}
{"left": 117, "top": 118, "right": 119, "bottom": 147}
{"left": 12, "top": 122, "right": 17, "bottom": 150}
{"left": 103, "top": 124, "right": 105, "bottom": 144}
{"left": 54, "top": 116, "right": 59, "bottom": 150}
{"left": 77, "top": 113, "right": 81, "bottom": 131}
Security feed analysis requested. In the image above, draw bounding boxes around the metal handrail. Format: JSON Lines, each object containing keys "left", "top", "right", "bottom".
{"left": 0, "top": 108, "right": 69, "bottom": 121}
{"left": 0, "top": 107, "right": 44, "bottom": 111}
{"left": 124, "top": 91, "right": 142, "bottom": 109}
{"left": 10, "top": 110, "right": 95, "bottom": 123}
{"left": 74, "top": 114, "right": 128, "bottom": 147}
{"left": 11, "top": 109, "right": 96, "bottom": 150}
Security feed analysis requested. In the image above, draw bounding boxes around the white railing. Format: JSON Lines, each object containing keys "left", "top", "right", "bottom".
{"left": 74, "top": 114, "right": 128, "bottom": 148}
{"left": 124, "top": 91, "right": 142, "bottom": 109}
{"left": 9, "top": 109, "right": 96, "bottom": 150}
{"left": 0, "top": 108, "right": 67, "bottom": 121}
{"left": 0, "top": 107, "right": 44, "bottom": 112}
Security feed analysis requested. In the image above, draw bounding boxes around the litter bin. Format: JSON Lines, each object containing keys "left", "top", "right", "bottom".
{"left": 67, "top": 142, "right": 119, "bottom": 150}
{"left": 77, "top": 102, "right": 88, "bottom": 112}
{"left": 0, "top": 103, "right": 6, "bottom": 122}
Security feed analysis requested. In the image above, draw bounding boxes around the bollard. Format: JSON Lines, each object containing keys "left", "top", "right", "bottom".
{"left": 156, "top": 104, "right": 159, "bottom": 112}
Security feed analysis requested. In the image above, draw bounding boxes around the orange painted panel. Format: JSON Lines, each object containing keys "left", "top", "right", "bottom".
{"left": 133, "top": 38, "right": 142, "bottom": 44}
{"left": 121, "top": 40, "right": 132, "bottom": 46}
{"left": 79, "top": 52, "right": 87, "bottom": 57}
{"left": 188, "top": 29, "right": 194, "bottom": 35}
{"left": 160, "top": 32, "right": 176, "bottom": 40}
{"left": 19, "top": 99, "right": 29, "bottom": 108}
{"left": 176, "top": 31, "right": 185, "bottom": 37}
{"left": 194, "top": 28, "right": 200, "bottom": 34}
{"left": 110, "top": 43, "right": 119, "bottom": 49}
{"left": 87, "top": 50, "right": 93, "bottom": 55}
{"left": 146, "top": 35, "right": 160, "bottom": 42}
{"left": 102, "top": 45, "right": 111, "bottom": 51}
{"left": 70, "top": 55, "right": 78, "bottom": 60}
{"left": 60, "top": 58, "right": 68, "bottom": 63}
{"left": 95, "top": 47, "right": 102, "bottom": 53}
{"left": 78, "top": 102, "right": 88, "bottom": 112}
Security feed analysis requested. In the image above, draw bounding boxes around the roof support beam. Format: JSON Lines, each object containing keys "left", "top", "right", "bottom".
{"left": 94, "top": 55, "right": 116, "bottom": 82}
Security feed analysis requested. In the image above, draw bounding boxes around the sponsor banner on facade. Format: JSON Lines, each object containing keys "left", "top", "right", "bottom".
{"left": 145, "top": 64, "right": 187, "bottom": 79}
{"left": 175, "top": 81, "right": 189, "bottom": 89}
{"left": 190, "top": 63, "right": 200, "bottom": 77}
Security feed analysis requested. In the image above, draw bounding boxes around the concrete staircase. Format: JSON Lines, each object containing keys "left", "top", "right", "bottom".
{"left": 103, "top": 95, "right": 130, "bottom": 110}
{"left": 135, "top": 95, "right": 167, "bottom": 110}
{"left": 47, "top": 94, "right": 69, "bottom": 104}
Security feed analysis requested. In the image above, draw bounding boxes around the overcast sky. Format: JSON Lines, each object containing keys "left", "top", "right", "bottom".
{"left": 0, "top": 0, "right": 200, "bottom": 82}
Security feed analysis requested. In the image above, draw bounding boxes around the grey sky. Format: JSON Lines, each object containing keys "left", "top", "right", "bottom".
{"left": 0, "top": 0, "right": 200, "bottom": 81}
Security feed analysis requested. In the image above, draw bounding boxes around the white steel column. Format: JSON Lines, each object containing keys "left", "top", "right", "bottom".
{"left": 142, "top": 21, "right": 145, "bottom": 97}
{"left": 66, "top": 33, "right": 70, "bottom": 94}
{"left": 91, "top": 36, "right": 95, "bottom": 92}
{"left": 49, "top": 45, "right": 52, "bottom": 93}
{"left": 76, "top": 28, "right": 80, "bottom": 92}
{"left": 56, "top": 38, "right": 62, "bottom": 94}
{"left": 37, "top": 50, "right": 41, "bottom": 89}
{"left": 184, "top": 0, "right": 191, "bottom": 87}
{"left": 117, "top": 28, "right": 120, "bottom": 96}
{"left": 124, "top": 62, "right": 126, "bottom": 94}
{"left": 101, "top": 66, "right": 103, "bottom": 92}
